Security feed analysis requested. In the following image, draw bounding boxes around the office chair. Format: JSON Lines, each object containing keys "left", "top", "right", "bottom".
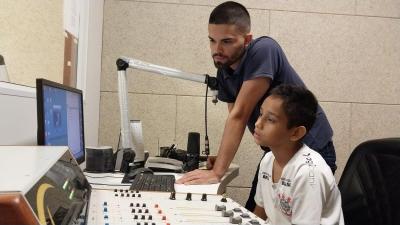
{"left": 338, "top": 138, "right": 400, "bottom": 225}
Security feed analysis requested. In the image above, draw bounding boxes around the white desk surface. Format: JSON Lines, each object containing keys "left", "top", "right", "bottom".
{"left": 84, "top": 163, "right": 239, "bottom": 195}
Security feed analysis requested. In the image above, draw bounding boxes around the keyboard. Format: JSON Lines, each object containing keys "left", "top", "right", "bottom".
{"left": 129, "top": 173, "right": 175, "bottom": 192}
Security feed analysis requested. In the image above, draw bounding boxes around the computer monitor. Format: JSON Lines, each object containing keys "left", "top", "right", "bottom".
{"left": 36, "top": 79, "right": 85, "bottom": 164}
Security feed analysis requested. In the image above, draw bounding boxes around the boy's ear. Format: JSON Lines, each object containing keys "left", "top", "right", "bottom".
{"left": 290, "top": 126, "right": 307, "bottom": 142}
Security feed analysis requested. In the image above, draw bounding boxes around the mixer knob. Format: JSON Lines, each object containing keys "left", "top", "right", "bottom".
{"left": 233, "top": 207, "right": 242, "bottom": 212}
{"left": 230, "top": 216, "right": 242, "bottom": 224}
{"left": 215, "top": 204, "right": 226, "bottom": 211}
{"left": 169, "top": 192, "right": 176, "bottom": 200}
{"left": 221, "top": 196, "right": 227, "bottom": 202}
{"left": 248, "top": 219, "right": 261, "bottom": 225}
{"left": 240, "top": 213, "right": 250, "bottom": 218}
{"left": 186, "top": 193, "right": 192, "bottom": 201}
{"left": 222, "top": 209, "right": 234, "bottom": 217}
{"left": 201, "top": 193, "right": 207, "bottom": 201}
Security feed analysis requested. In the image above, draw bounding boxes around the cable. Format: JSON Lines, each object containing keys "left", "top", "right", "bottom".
{"left": 204, "top": 84, "right": 210, "bottom": 157}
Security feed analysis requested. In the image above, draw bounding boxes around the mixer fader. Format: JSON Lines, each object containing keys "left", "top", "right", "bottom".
{"left": 87, "top": 189, "right": 266, "bottom": 225}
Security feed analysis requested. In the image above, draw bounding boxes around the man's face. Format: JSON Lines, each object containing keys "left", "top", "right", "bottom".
{"left": 253, "top": 96, "right": 294, "bottom": 148}
{"left": 208, "top": 24, "right": 250, "bottom": 69}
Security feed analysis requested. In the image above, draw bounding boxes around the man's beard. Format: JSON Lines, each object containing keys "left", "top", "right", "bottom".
{"left": 213, "top": 46, "right": 246, "bottom": 69}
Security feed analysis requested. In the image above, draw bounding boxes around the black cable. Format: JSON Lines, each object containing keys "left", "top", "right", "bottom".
{"left": 204, "top": 84, "right": 210, "bottom": 157}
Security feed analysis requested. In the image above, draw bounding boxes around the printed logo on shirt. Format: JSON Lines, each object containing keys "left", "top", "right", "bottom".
{"left": 303, "top": 153, "right": 316, "bottom": 166}
{"left": 277, "top": 193, "right": 292, "bottom": 217}
{"left": 280, "top": 177, "right": 291, "bottom": 187}
{"left": 261, "top": 171, "right": 271, "bottom": 181}
{"left": 303, "top": 152, "right": 317, "bottom": 186}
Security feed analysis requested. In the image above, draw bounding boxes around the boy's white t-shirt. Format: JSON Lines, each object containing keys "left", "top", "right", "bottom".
{"left": 254, "top": 144, "right": 344, "bottom": 225}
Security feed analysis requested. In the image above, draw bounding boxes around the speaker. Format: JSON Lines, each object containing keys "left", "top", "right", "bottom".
{"left": 85, "top": 146, "right": 114, "bottom": 172}
{"left": 183, "top": 132, "right": 200, "bottom": 172}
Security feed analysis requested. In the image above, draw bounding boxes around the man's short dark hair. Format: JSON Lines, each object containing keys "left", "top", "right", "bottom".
{"left": 209, "top": 1, "right": 251, "bottom": 34}
{"left": 270, "top": 85, "right": 318, "bottom": 132}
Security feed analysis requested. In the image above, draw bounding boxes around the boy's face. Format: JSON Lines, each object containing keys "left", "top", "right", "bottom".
{"left": 253, "top": 95, "right": 295, "bottom": 148}
{"left": 208, "top": 24, "right": 251, "bottom": 69}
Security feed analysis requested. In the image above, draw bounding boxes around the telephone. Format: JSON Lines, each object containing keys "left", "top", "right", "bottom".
{"left": 144, "top": 156, "right": 183, "bottom": 173}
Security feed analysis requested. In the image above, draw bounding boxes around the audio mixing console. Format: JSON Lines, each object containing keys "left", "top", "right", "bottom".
{"left": 87, "top": 189, "right": 266, "bottom": 225}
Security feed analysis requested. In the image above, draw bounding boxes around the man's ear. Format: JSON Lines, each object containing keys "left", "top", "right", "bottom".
{"left": 290, "top": 126, "right": 307, "bottom": 142}
{"left": 244, "top": 33, "right": 253, "bottom": 46}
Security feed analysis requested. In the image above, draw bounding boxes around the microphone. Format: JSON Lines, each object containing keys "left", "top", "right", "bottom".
{"left": 183, "top": 132, "right": 200, "bottom": 172}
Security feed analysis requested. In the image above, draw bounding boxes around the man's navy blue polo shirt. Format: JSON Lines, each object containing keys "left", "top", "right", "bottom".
{"left": 216, "top": 36, "right": 333, "bottom": 150}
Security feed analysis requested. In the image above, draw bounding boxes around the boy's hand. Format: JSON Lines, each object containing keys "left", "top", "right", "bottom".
{"left": 176, "top": 169, "right": 220, "bottom": 185}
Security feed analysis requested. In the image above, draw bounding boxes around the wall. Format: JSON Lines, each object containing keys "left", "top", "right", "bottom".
{"left": 0, "top": 0, "right": 64, "bottom": 86}
{"left": 100, "top": 0, "right": 400, "bottom": 205}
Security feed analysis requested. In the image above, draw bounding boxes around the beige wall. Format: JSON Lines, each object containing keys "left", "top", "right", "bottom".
{"left": 0, "top": 0, "right": 64, "bottom": 86}
{"left": 100, "top": 0, "right": 400, "bottom": 205}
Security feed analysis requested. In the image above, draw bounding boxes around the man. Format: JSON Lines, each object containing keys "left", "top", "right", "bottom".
{"left": 176, "top": 1, "right": 337, "bottom": 212}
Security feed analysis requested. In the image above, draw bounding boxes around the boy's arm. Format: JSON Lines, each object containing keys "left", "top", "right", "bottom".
{"left": 253, "top": 205, "right": 268, "bottom": 220}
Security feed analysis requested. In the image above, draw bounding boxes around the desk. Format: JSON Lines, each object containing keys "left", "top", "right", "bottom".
{"left": 84, "top": 163, "right": 239, "bottom": 194}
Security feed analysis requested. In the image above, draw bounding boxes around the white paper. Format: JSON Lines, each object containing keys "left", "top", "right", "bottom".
{"left": 130, "top": 120, "right": 145, "bottom": 162}
{"left": 64, "top": 0, "right": 80, "bottom": 37}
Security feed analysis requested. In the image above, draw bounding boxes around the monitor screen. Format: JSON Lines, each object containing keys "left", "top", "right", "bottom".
{"left": 36, "top": 79, "right": 85, "bottom": 164}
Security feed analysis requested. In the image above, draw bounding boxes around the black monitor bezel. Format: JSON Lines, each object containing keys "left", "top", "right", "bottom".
{"left": 36, "top": 78, "right": 85, "bottom": 164}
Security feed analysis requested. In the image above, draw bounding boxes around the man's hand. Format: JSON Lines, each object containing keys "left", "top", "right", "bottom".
{"left": 176, "top": 169, "right": 221, "bottom": 185}
{"left": 206, "top": 156, "right": 217, "bottom": 169}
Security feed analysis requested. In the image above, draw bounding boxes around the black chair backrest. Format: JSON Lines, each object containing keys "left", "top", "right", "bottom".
{"left": 338, "top": 138, "right": 400, "bottom": 225}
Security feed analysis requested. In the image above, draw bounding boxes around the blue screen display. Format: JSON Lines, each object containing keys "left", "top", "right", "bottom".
{"left": 42, "top": 85, "right": 84, "bottom": 161}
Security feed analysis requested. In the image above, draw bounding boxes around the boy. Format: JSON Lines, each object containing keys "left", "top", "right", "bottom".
{"left": 253, "top": 85, "right": 344, "bottom": 225}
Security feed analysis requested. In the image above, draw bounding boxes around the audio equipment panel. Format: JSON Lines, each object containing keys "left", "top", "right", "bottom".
{"left": 0, "top": 146, "right": 91, "bottom": 225}
{"left": 87, "top": 189, "right": 265, "bottom": 225}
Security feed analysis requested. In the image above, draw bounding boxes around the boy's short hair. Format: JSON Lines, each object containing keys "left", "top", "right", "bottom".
{"left": 270, "top": 85, "right": 318, "bottom": 132}
{"left": 209, "top": 1, "right": 251, "bottom": 34}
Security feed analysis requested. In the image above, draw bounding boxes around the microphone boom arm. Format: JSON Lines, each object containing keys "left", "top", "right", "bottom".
{"left": 116, "top": 57, "right": 218, "bottom": 162}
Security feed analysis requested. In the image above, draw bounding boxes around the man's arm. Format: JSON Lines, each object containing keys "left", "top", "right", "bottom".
{"left": 176, "top": 77, "right": 270, "bottom": 184}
